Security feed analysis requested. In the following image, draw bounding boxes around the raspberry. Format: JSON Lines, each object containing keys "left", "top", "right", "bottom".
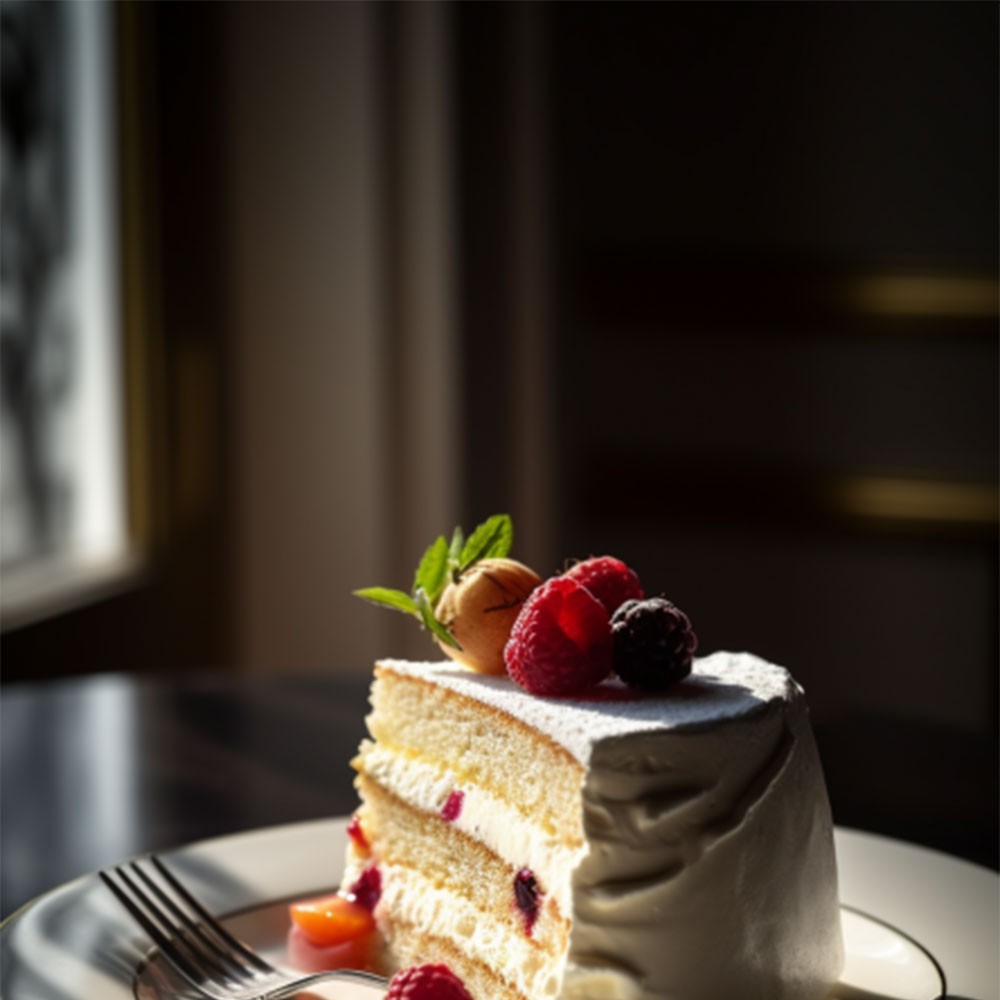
{"left": 386, "top": 963, "right": 474, "bottom": 1000}
{"left": 562, "top": 556, "right": 644, "bottom": 615}
{"left": 610, "top": 597, "right": 698, "bottom": 691}
{"left": 504, "top": 577, "right": 613, "bottom": 696}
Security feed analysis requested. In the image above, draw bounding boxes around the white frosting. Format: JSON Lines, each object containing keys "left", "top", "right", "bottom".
{"left": 365, "top": 652, "right": 843, "bottom": 1000}
{"left": 570, "top": 693, "right": 843, "bottom": 999}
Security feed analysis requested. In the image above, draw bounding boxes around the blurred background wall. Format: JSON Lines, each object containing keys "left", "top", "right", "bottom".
{"left": 2, "top": 2, "right": 996, "bottom": 865}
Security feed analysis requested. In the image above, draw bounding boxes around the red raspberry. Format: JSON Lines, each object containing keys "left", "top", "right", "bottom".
{"left": 562, "top": 556, "right": 644, "bottom": 615}
{"left": 504, "top": 576, "right": 613, "bottom": 696}
{"left": 386, "top": 963, "right": 474, "bottom": 1000}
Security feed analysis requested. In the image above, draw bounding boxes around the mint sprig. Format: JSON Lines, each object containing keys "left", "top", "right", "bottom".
{"left": 353, "top": 513, "right": 513, "bottom": 649}
{"left": 459, "top": 514, "right": 513, "bottom": 572}
{"left": 414, "top": 534, "right": 450, "bottom": 607}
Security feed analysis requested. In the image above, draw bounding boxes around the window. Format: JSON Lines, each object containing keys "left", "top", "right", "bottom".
{"left": 1, "top": 1, "right": 132, "bottom": 627}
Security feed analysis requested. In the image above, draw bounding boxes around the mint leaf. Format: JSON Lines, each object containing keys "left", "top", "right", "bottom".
{"left": 414, "top": 535, "right": 450, "bottom": 607}
{"left": 353, "top": 587, "right": 419, "bottom": 616}
{"left": 459, "top": 513, "right": 513, "bottom": 570}
{"left": 415, "top": 587, "right": 461, "bottom": 649}
{"left": 448, "top": 525, "right": 465, "bottom": 563}
{"left": 354, "top": 514, "right": 517, "bottom": 652}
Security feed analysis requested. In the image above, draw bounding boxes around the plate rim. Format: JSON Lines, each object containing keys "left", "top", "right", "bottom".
{"left": 1, "top": 819, "right": 949, "bottom": 1000}
{"left": 838, "top": 902, "right": 946, "bottom": 996}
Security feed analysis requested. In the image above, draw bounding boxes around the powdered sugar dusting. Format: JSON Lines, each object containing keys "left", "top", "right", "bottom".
{"left": 376, "top": 651, "right": 798, "bottom": 765}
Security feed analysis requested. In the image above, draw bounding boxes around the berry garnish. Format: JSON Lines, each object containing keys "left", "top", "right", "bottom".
{"left": 346, "top": 864, "right": 382, "bottom": 911}
{"left": 386, "top": 963, "right": 474, "bottom": 1000}
{"left": 504, "top": 576, "right": 613, "bottom": 696}
{"left": 610, "top": 597, "right": 698, "bottom": 691}
{"left": 434, "top": 557, "right": 542, "bottom": 674}
{"left": 441, "top": 789, "right": 465, "bottom": 822}
{"left": 513, "top": 867, "right": 542, "bottom": 936}
{"left": 563, "top": 555, "right": 644, "bottom": 615}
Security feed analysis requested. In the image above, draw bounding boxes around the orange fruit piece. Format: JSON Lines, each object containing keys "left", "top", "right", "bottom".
{"left": 289, "top": 893, "right": 375, "bottom": 947}
{"left": 286, "top": 923, "right": 375, "bottom": 973}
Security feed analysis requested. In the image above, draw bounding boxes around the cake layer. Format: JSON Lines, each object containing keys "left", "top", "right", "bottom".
{"left": 381, "top": 917, "right": 530, "bottom": 1000}
{"left": 355, "top": 741, "right": 586, "bottom": 911}
{"left": 378, "top": 875, "right": 562, "bottom": 999}
{"left": 352, "top": 776, "right": 571, "bottom": 948}
{"left": 375, "top": 652, "right": 798, "bottom": 762}
{"left": 367, "top": 663, "right": 586, "bottom": 840}
{"left": 345, "top": 779, "right": 570, "bottom": 998}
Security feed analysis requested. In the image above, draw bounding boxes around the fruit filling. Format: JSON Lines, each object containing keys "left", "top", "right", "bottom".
{"left": 346, "top": 863, "right": 382, "bottom": 911}
{"left": 513, "top": 867, "right": 542, "bottom": 936}
{"left": 441, "top": 788, "right": 465, "bottom": 822}
{"left": 346, "top": 811, "right": 369, "bottom": 852}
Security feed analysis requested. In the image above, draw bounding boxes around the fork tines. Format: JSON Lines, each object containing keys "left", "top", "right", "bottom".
{"left": 100, "top": 855, "right": 277, "bottom": 996}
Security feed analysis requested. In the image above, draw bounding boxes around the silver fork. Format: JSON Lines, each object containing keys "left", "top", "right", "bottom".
{"left": 100, "top": 855, "right": 388, "bottom": 999}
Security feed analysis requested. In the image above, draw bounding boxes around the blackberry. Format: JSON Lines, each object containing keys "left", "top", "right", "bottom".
{"left": 610, "top": 597, "right": 697, "bottom": 691}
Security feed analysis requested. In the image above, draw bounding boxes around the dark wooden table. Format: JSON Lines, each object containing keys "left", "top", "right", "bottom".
{"left": 1, "top": 672, "right": 371, "bottom": 920}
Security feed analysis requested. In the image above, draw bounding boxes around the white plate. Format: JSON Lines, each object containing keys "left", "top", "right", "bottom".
{"left": 0, "top": 819, "right": 982, "bottom": 999}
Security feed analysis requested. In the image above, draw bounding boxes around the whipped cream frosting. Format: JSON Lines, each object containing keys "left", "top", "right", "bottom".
{"left": 367, "top": 652, "right": 843, "bottom": 1000}
{"left": 569, "top": 687, "right": 842, "bottom": 999}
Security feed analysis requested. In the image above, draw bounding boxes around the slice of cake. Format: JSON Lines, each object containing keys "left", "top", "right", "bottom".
{"left": 342, "top": 651, "right": 843, "bottom": 999}
{"left": 338, "top": 516, "right": 843, "bottom": 997}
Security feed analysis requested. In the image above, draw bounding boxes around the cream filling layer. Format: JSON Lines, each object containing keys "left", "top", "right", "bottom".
{"left": 378, "top": 862, "right": 566, "bottom": 999}
{"left": 356, "top": 742, "right": 586, "bottom": 912}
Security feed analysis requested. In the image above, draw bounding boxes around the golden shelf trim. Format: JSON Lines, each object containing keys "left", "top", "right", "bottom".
{"left": 844, "top": 276, "right": 998, "bottom": 319}
{"left": 830, "top": 476, "right": 998, "bottom": 527}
